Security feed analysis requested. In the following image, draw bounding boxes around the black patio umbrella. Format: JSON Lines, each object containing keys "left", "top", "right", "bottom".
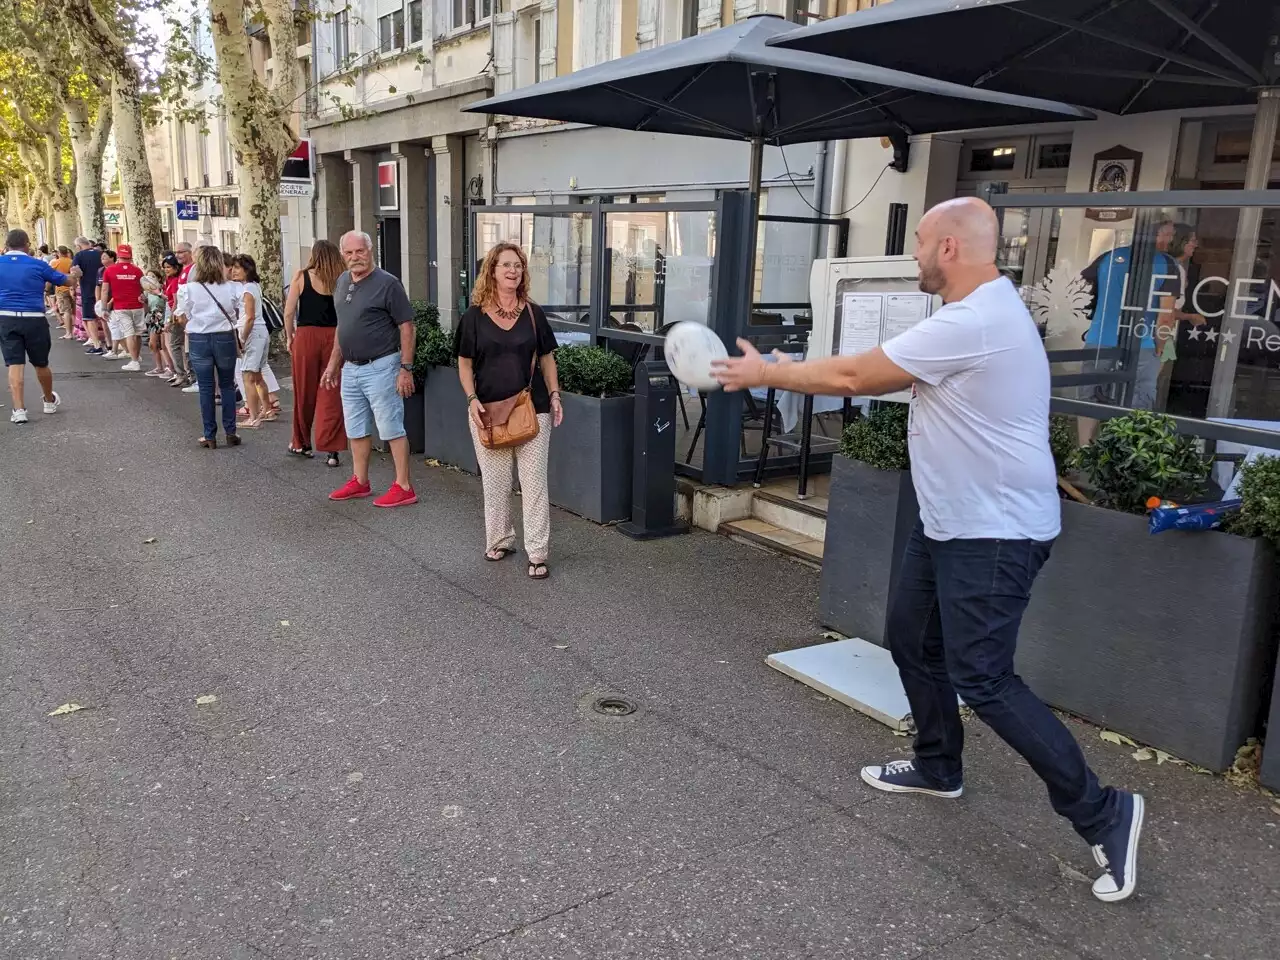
{"left": 463, "top": 13, "right": 1090, "bottom": 300}
{"left": 766, "top": 0, "right": 1272, "bottom": 117}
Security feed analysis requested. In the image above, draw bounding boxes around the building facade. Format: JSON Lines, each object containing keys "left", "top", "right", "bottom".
{"left": 304, "top": 1, "right": 882, "bottom": 326}
{"left": 156, "top": 9, "right": 312, "bottom": 285}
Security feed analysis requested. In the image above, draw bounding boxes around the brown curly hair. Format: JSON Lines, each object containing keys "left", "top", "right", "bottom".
{"left": 471, "top": 242, "right": 529, "bottom": 307}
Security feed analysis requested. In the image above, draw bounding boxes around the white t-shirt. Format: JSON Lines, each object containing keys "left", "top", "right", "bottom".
{"left": 238, "top": 280, "right": 268, "bottom": 342}
{"left": 175, "top": 280, "right": 240, "bottom": 335}
{"left": 881, "top": 275, "right": 1061, "bottom": 542}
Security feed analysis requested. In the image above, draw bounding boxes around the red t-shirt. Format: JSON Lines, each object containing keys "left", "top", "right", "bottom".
{"left": 103, "top": 262, "right": 145, "bottom": 310}
{"left": 163, "top": 275, "right": 180, "bottom": 310}
{"left": 179, "top": 263, "right": 193, "bottom": 284}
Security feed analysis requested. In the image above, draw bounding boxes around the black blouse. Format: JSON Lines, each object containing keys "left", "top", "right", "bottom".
{"left": 455, "top": 303, "right": 559, "bottom": 414}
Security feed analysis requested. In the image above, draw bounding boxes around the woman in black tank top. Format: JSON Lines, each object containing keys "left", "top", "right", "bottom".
{"left": 284, "top": 240, "right": 347, "bottom": 464}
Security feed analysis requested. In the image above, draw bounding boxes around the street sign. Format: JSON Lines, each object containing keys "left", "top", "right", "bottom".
{"left": 278, "top": 181, "right": 313, "bottom": 198}
{"left": 103, "top": 209, "right": 124, "bottom": 228}
{"left": 281, "top": 138, "right": 312, "bottom": 183}
{"left": 176, "top": 199, "right": 200, "bottom": 221}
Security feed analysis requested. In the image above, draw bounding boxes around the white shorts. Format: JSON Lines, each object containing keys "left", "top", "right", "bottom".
{"left": 109, "top": 308, "right": 146, "bottom": 340}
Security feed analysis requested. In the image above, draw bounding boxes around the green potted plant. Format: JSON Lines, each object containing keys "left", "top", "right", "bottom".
{"left": 1015, "top": 410, "right": 1277, "bottom": 772}
{"left": 819, "top": 402, "right": 917, "bottom": 647}
{"left": 402, "top": 301, "right": 441, "bottom": 455}
{"left": 548, "top": 344, "right": 636, "bottom": 524}
{"left": 418, "top": 314, "right": 478, "bottom": 474}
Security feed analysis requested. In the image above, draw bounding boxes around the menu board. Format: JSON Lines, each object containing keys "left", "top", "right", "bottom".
{"left": 837, "top": 291, "right": 933, "bottom": 356}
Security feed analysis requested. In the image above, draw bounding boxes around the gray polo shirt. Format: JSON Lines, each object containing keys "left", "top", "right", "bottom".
{"left": 335, "top": 268, "right": 414, "bottom": 363}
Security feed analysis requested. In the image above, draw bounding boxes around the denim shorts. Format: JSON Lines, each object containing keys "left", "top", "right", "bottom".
{"left": 341, "top": 351, "right": 405, "bottom": 441}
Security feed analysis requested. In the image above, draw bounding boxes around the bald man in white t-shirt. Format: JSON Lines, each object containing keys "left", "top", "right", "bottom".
{"left": 715, "top": 198, "right": 1143, "bottom": 904}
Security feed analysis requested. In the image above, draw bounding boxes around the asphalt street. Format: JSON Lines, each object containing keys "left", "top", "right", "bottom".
{"left": 1, "top": 339, "right": 1277, "bottom": 960}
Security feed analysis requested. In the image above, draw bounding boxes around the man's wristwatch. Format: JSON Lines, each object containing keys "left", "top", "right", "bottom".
{"left": 400, "top": 363, "right": 413, "bottom": 373}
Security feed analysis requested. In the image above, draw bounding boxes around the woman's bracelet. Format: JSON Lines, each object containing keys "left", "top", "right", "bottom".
{"left": 550, "top": 390, "right": 561, "bottom": 399}
{"left": 466, "top": 394, "right": 479, "bottom": 404}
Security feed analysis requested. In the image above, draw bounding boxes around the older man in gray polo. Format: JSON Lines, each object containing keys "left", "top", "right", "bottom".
{"left": 322, "top": 230, "right": 418, "bottom": 508}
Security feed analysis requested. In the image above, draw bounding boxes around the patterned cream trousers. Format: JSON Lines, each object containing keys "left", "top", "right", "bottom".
{"left": 468, "top": 413, "right": 553, "bottom": 563}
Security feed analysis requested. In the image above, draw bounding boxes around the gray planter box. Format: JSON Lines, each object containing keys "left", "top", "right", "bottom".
{"left": 1017, "top": 499, "right": 1279, "bottom": 772}
{"left": 548, "top": 391, "right": 634, "bottom": 524}
{"left": 819, "top": 456, "right": 917, "bottom": 647}
{"left": 422, "top": 366, "right": 478, "bottom": 474}
{"left": 403, "top": 391, "right": 426, "bottom": 455}
{"left": 1262, "top": 663, "right": 1280, "bottom": 790}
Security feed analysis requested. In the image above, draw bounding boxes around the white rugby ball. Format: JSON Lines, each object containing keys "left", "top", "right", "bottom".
{"left": 664, "top": 321, "right": 728, "bottom": 391}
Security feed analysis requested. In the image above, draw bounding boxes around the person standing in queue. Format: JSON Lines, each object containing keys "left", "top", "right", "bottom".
{"left": 284, "top": 238, "right": 347, "bottom": 466}
{"left": 712, "top": 197, "right": 1144, "bottom": 905}
{"left": 0, "top": 229, "right": 77, "bottom": 423}
{"left": 101, "top": 243, "right": 148, "bottom": 372}
{"left": 72, "top": 237, "right": 108, "bottom": 354}
{"left": 456, "top": 241, "right": 564, "bottom": 580}
{"left": 172, "top": 245, "right": 241, "bottom": 449}
{"left": 322, "top": 230, "right": 417, "bottom": 508}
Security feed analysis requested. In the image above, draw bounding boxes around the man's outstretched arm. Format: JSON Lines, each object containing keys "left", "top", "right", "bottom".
{"left": 712, "top": 338, "right": 914, "bottom": 398}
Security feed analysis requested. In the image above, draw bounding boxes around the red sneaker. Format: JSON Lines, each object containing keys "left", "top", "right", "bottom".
{"left": 329, "top": 476, "right": 373, "bottom": 501}
{"left": 374, "top": 483, "right": 418, "bottom": 508}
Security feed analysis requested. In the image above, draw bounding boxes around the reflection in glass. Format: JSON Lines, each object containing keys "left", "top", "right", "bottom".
{"left": 1011, "top": 203, "right": 1280, "bottom": 427}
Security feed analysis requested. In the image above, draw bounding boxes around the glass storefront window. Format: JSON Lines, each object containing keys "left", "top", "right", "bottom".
{"left": 473, "top": 210, "right": 593, "bottom": 322}
{"left": 1005, "top": 203, "right": 1280, "bottom": 425}
{"left": 604, "top": 208, "right": 716, "bottom": 332}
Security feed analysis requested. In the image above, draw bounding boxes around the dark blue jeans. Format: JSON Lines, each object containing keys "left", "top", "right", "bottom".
{"left": 188, "top": 331, "right": 238, "bottom": 441}
{"left": 887, "top": 521, "right": 1119, "bottom": 844}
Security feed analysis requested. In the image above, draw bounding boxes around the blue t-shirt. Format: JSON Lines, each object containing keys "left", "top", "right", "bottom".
{"left": 1083, "top": 247, "right": 1179, "bottom": 350}
{"left": 72, "top": 248, "right": 101, "bottom": 317}
{"left": 0, "top": 251, "right": 67, "bottom": 313}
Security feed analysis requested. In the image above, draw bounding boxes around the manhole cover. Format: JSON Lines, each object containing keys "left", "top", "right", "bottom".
{"left": 591, "top": 696, "right": 637, "bottom": 717}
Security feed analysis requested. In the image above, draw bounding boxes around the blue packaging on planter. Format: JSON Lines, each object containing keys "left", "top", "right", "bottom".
{"left": 1148, "top": 499, "right": 1242, "bottom": 535}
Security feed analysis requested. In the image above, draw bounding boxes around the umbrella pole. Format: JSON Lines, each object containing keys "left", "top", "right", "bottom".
{"left": 1206, "top": 85, "right": 1280, "bottom": 419}
{"left": 744, "top": 136, "right": 765, "bottom": 317}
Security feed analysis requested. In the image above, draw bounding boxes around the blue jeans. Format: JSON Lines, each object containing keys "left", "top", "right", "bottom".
{"left": 887, "top": 521, "right": 1120, "bottom": 844}
{"left": 340, "top": 352, "right": 405, "bottom": 440}
{"left": 188, "top": 331, "right": 239, "bottom": 440}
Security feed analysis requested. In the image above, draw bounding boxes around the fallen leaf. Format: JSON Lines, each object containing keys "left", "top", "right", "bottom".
{"left": 552, "top": 644, "right": 569, "bottom": 650}
{"left": 48, "top": 703, "right": 86, "bottom": 717}
{"left": 143, "top": 537, "right": 157, "bottom": 545}
{"left": 892, "top": 728, "right": 909, "bottom": 737}
{"left": 1132, "top": 747, "right": 1155, "bottom": 762}
{"left": 346, "top": 771, "right": 363, "bottom": 783}
{"left": 1100, "top": 730, "right": 1137, "bottom": 747}
{"left": 1052, "top": 855, "right": 1093, "bottom": 884}
{"left": 25, "top": 519, "right": 34, "bottom": 525}
{"left": 821, "top": 630, "right": 844, "bottom": 641}
{"left": 1154, "top": 750, "right": 1175, "bottom": 766}
{"left": 195, "top": 695, "right": 218, "bottom": 706}
{"left": 1271, "top": 805, "right": 1280, "bottom": 816}
{"left": 280, "top": 620, "right": 290, "bottom": 627}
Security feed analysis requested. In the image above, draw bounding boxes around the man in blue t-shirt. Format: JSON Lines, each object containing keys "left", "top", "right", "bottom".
{"left": 1079, "top": 221, "right": 1178, "bottom": 415}
{"left": 0, "top": 229, "right": 78, "bottom": 423}
{"left": 72, "top": 236, "right": 108, "bottom": 354}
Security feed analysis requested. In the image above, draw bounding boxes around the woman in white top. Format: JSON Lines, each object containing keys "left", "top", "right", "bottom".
{"left": 229, "top": 254, "right": 272, "bottom": 428}
{"left": 173, "top": 245, "right": 241, "bottom": 449}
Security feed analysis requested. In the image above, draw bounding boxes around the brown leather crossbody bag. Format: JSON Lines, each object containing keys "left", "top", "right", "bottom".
{"left": 479, "top": 316, "right": 540, "bottom": 449}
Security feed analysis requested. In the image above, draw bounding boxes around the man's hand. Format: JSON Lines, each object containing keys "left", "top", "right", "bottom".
{"left": 396, "top": 369, "right": 415, "bottom": 398}
{"left": 68, "top": 266, "right": 82, "bottom": 280}
{"left": 320, "top": 364, "right": 341, "bottom": 390}
{"left": 712, "top": 338, "right": 791, "bottom": 392}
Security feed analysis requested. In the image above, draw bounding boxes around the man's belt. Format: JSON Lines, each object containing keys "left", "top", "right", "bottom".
{"left": 0, "top": 310, "right": 46, "bottom": 318}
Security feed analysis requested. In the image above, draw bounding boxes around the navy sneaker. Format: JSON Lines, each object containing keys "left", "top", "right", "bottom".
{"left": 860, "top": 759, "right": 962, "bottom": 798}
{"left": 84, "top": 345, "right": 102, "bottom": 355}
{"left": 1091, "top": 791, "right": 1145, "bottom": 902}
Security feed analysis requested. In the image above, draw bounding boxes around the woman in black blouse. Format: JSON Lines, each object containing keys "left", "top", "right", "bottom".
{"left": 457, "top": 241, "right": 563, "bottom": 580}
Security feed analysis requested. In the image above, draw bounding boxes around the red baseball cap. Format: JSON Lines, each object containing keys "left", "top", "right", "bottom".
{"left": 117, "top": 243, "right": 133, "bottom": 260}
